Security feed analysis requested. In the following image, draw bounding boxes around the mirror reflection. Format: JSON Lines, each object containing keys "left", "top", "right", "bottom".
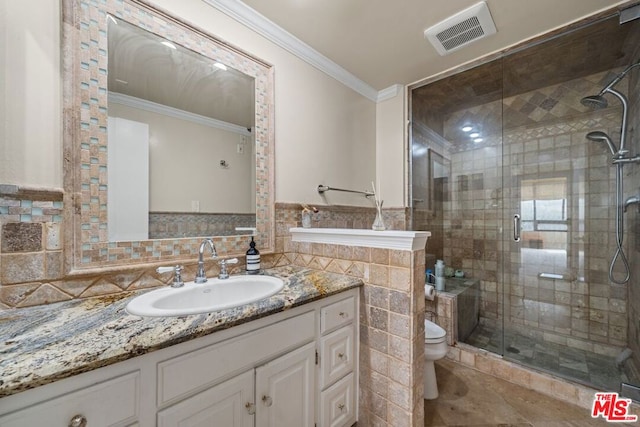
{"left": 107, "top": 17, "right": 256, "bottom": 241}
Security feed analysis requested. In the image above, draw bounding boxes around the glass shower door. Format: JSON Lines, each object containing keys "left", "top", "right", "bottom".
{"left": 500, "top": 22, "right": 634, "bottom": 391}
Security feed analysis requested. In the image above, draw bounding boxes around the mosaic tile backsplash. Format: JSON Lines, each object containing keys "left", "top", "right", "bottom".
{"left": 148, "top": 212, "right": 256, "bottom": 239}
{"left": 0, "top": 202, "right": 409, "bottom": 308}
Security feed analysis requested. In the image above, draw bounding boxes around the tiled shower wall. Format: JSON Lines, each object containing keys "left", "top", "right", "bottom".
{"left": 501, "top": 110, "right": 627, "bottom": 354}
{"left": 433, "top": 70, "right": 632, "bottom": 355}
{"left": 626, "top": 63, "right": 640, "bottom": 378}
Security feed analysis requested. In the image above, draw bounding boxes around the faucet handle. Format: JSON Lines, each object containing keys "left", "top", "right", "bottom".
{"left": 218, "top": 258, "right": 238, "bottom": 279}
{"left": 156, "top": 265, "right": 184, "bottom": 288}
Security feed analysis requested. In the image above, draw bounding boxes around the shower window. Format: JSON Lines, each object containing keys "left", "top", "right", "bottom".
{"left": 520, "top": 176, "right": 569, "bottom": 253}
{"left": 520, "top": 177, "right": 568, "bottom": 233}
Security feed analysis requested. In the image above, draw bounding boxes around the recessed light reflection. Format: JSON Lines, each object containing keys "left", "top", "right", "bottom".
{"left": 462, "top": 125, "right": 473, "bottom": 132}
{"left": 214, "top": 62, "right": 228, "bottom": 71}
{"left": 469, "top": 132, "right": 480, "bottom": 138}
{"left": 161, "top": 41, "right": 177, "bottom": 50}
{"left": 474, "top": 138, "right": 484, "bottom": 143}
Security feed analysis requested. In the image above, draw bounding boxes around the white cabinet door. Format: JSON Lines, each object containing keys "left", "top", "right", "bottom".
{"left": 157, "top": 370, "right": 254, "bottom": 427}
{"left": 255, "top": 342, "right": 316, "bottom": 427}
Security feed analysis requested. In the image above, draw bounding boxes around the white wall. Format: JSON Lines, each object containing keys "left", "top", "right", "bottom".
{"left": 1, "top": 0, "right": 377, "bottom": 208}
{"left": 0, "top": 0, "right": 61, "bottom": 188}
{"left": 109, "top": 103, "right": 254, "bottom": 213}
{"left": 376, "top": 89, "right": 406, "bottom": 208}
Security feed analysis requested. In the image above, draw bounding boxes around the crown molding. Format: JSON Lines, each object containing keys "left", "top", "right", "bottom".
{"left": 377, "top": 84, "right": 404, "bottom": 102}
{"left": 202, "top": 0, "right": 392, "bottom": 102}
{"left": 108, "top": 92, "right": 252, "bottom": 136}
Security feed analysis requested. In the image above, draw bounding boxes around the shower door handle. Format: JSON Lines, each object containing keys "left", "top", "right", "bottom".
{"left": 513, "top": 214, "right": 521, "bottom": 242}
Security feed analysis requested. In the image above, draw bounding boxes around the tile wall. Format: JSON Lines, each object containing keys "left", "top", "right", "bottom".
{"left": 0, "top": 187, "right": 64, "bottom": 309}
{"left": 276, "top": 203, "right": 423, "bottom": 426}
{"left": 1, "top": 199, "right": 422, "bottom": 426}
{"left": 148, "top": 212, "right": 256, "bottom": 239}
{"left": 625, "top": 62, "right": 640, "bottom": 379}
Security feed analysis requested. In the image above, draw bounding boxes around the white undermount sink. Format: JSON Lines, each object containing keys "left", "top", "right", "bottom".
{"left": 126, "top": 275, "right": 285, "bottom": 317}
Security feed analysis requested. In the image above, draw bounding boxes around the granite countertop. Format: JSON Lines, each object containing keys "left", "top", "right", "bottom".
{"left": 0, "top": 265, "right": 363, "bottom": 398}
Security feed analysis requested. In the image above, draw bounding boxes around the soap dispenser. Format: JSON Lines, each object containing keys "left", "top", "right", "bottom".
{"left": 246, "top": 236, "right": 261, "bottom": 275}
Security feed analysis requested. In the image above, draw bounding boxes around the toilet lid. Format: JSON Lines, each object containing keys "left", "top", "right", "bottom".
{"left": 425, "top": 319, "right": 446, "bottom": 340}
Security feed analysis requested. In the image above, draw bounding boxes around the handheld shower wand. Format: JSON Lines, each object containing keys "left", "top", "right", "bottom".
{"left": 586, "top": 131, "right": 617, "bottom": 156}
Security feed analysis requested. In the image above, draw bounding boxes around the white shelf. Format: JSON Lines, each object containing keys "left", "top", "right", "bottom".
{"left": 290, "top": 228, "right": 430, "bottom": 251}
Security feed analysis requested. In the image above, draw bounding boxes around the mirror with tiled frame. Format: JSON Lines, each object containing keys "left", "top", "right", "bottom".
{"left": 62, "top": 0, "right": 274, "bottom": 273}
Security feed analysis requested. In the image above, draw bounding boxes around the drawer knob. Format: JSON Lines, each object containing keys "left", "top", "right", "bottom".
{"left": 245, "top": 402, "right": 256, "bottom": 415}
{"left": 69, "top": 415, "right": 87, "bottom": 427}
{"left": 339, "top": 311, "right": 348, "bottom": 318}
{"left": 338, "top": 352, "right": 345, "bottom": 360}
{"left": 262, "top": 395, "right": 273, "bottom": 407}
{"left": 338, "top": 403, "right": 345, "bottom": 412}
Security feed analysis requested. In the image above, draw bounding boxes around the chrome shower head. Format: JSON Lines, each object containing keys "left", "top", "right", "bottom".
{"left": 580, "top": 95, "right": 608, "bottom": 109}
{"left": 586, "top": 131, "right": 617, "bottom": 156}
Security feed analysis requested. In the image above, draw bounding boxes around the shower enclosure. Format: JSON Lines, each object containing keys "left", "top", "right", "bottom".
{"left": 410, "top": 10, "right": 640, "bottom": 395}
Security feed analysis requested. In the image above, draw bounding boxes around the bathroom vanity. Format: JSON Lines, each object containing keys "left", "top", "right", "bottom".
{"left": 0, "top": 267, "right": 360, "bottom": 427}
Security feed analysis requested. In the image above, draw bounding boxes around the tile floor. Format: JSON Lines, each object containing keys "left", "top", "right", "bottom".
{"left": 425, "top": 359, "right": 637, "bottom": 426}
{"left": 464, "top": 322, "right": 633, "bottom": 392}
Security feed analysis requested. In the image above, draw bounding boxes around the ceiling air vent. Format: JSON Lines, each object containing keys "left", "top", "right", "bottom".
{"left": 424, "top": 1, "right": 497, "bottom": 56}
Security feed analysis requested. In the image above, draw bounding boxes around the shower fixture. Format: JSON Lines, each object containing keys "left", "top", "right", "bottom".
{"left": 586, "top": 131, "right": 617, "bottom": 156}
{"left": 624, "top": 194, "right": 640, "bottom": 213}
{"left": 580, "top": 95, "right": 609, "bottom": 110}
{"left": 581, "top": 61, "right": 640, "bottom": 285}
{"left": 581, "top": 61, "right": 640, "bottom": 157}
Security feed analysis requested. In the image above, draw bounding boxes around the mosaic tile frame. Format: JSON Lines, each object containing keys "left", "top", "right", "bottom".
{"left": 61, "top": 0, "right": 275, "bottom": 273}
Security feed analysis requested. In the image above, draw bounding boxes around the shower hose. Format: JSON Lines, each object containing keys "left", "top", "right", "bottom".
{"left": 611, "top": 163, "right": 630, "bottom": 284}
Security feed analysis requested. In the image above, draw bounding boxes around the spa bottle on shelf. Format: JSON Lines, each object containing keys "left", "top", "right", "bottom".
{"left": 435, "top": 260, "right": 445, "bottom": 291}
{"left": 426, "top": 269, "right": 434, "bottom": 284}
{"left": 246, "top": 236, "right": 260, "bottom": 275}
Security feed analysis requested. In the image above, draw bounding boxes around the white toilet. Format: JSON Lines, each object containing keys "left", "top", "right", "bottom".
{"left": 424, "top": 319, "right": 448, "bottom": 399}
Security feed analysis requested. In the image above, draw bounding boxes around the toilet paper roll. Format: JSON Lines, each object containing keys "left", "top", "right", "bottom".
{"left": 425, "top": 284, "right": 435, "bottom": 301}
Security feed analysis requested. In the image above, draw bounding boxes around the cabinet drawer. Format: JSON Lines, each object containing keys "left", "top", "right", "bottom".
{"left": 319, "top": 372, "right": 356, "bottom": 427}
{"left": 158, "top": 310, "right": 315, "bottom": 406}
{"left": 0, "top": 371, "right": 139, "bottom": 427}
{"left": 320, "top": 296, "right": 355, "bottom": 334}
{"left": 320, "top": 326, "right": 355, "bottom": 389}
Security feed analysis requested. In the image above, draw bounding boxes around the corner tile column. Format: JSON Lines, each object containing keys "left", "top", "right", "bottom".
{"left": 290, "top": 228, "right": 429, "bottom": 426}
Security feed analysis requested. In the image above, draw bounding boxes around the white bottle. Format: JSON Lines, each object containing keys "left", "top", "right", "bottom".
{"left": 435, "top": 259, "right": 445, "bottom": 291}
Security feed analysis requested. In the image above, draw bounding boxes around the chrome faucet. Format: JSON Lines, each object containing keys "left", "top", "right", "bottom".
{"left": 195, "top": 238, "right": 217, "bottom": 283}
